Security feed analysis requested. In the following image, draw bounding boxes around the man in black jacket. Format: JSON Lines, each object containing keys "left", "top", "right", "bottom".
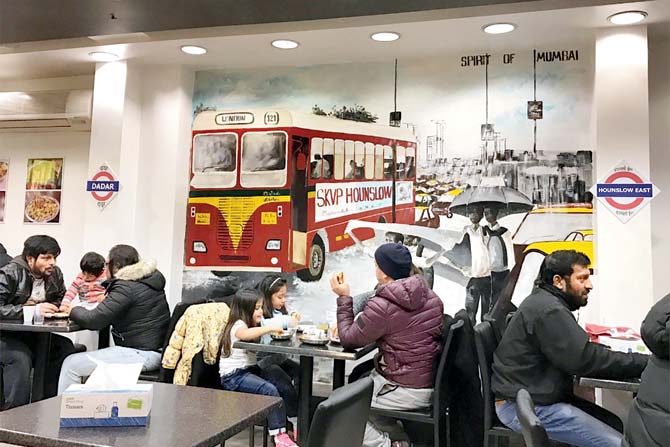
{"left": 0, "top": 235, "right": 75, "bottom": 408}
{"left": 57, "top": 244, "right": 170, "bottom": 393}
{"left": 491, "top": 250, "right": 648, "bottom": 447}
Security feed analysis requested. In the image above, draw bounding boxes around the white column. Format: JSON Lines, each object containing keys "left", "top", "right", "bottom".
{"left": 594, "top": 26, "right": 653, "bottom": 328}
{"left": 84, "top": 61, "right": 143, "bottom": 254}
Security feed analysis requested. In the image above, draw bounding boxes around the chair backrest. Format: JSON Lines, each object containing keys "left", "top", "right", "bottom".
{"left": 473, "top": 320, "right": 498, "bottom": 430}
{"left": 306, "top": 377, "right": 374, "bottom": 447}
{"left": 516, "top": 389, "right": 550, "bottom": 447}
{"left": 434, "top": 319, "right": 464, "bottom": 419}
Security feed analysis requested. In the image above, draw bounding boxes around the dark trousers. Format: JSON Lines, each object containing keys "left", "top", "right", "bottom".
{"left": 0, "top": 331, "right": 75, "bottom": 410}
{"left": 258, "top": 353, "right": 300, "bottom": 391}
{"left": 490, "top": 270, "right": 510, "bottom": 312}
{"left": 465, "top": 276, "right": 492, "bottom": 323}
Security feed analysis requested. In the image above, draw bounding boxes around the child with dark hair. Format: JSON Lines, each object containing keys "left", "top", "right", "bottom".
{"left": 219, "top": 288, "right": 300, "bottom": 447}
{"left": 256, "top": 275, "right": 302, "bottom": 392}
{"left": 60, "top": 252, "right": 107, "bottom": 313}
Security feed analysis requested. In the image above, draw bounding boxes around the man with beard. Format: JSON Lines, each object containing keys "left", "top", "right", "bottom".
{"left": 491, "top": 250, "right": 648, "bottom": 447}
{"left": 0, "top": 235, "right": 74, "bottom": 408}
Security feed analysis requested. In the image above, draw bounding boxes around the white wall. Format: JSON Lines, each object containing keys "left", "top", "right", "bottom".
{"left": 649, "top": 26, "right": 670, "bottom": 300}
{"left": 0, "top": 132, "right": 91, "bottom": 284}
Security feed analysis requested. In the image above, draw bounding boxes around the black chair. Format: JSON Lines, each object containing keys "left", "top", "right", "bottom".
{"left": 516, "top": 389, "right": 550, "bottom": 447}
{"left": 138, "top": 301, "right": 203, "bottom": 382}
{"left": 473, "top": 321, "right": 522, "bottom": 447}
{"left": 369, "top": 319, "right": 464, "bottom": 447}
{"left": 305, "top": 376, "right": 374, "bottom": 447}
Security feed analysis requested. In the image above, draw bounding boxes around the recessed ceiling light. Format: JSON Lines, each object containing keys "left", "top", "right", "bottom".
{"left": 370, "top": 32, "right": 401, "bottom": 42}
{"left": 482, "top": 23, "right": 516, "bottom": 34}
{"left": 271, "top": 39, "right": 299, "bottom": 49}
{"left": 608, "top": 11, "right": 648, "bottom": 25}
{"left": 88, "top": 51, "right": 120, "bottom": 62}
{"left": 181, "top": 45, "right": 207, "bottom": 55}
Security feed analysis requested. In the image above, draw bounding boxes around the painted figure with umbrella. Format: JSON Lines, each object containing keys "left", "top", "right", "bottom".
{"left": 446, "top": 183, "right": 533, "bottom": 323}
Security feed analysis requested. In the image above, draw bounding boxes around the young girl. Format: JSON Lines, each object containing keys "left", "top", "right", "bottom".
{"left": 219, "top": 288, "right": 300, "bottom": 447}
{"left": 257, "top": 275, "right": 301, "bottom": 385}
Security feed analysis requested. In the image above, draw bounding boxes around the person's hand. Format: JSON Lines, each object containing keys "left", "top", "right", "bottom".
{"left": 38, "top": 302, "right": 59, "bottom": 314}
{"left": 265, "top": 325, "right": 283, "bottom": 335}
{"left": 59, "top": 302, "right": 72, "bottom": 314}
{"left": 330, "top": 274, "right": 351, "bottom": 297}
{"left": 290, "top": 312, "right": 302, "bottom": 322}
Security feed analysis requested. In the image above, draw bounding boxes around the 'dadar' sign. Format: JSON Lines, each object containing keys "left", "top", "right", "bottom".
{"left": 591, "top": 161, "right": 660, "bottom": 223}
{"left": 86, "top": 163, "right": 121, "bottom": 210}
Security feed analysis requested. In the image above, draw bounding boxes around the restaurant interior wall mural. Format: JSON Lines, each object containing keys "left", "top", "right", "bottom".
{"left": 183, "top": 46, "right": 596, "bottom": 338}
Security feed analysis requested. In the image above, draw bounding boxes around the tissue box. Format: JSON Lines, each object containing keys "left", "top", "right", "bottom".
{"left": 599, "top": 336, "right": 649, "bottom": 355}
{"left": 60, "top": 384, "right": 153, "bottom": 427}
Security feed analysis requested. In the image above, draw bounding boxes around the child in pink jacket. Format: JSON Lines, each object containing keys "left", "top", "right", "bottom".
{"left": 59, "top": 252, "right": 106, "bottom": 313}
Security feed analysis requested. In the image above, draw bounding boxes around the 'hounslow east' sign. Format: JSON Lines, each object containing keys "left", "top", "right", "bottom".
{"left": 315, "top": 181, "right": 413, "bottom": 222}
{"left": 592, "top": 161, "right": 660, "bottom": 223}
{"left": 86, "top": 163, "right": 121, "bottom": 210}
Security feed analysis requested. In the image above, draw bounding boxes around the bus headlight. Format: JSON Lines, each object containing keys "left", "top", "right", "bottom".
{"left": 193, "top": 241, "right": 207, "bottom": 253}
{"left": 266, "top": 240, "right": 281, "bottom": 251}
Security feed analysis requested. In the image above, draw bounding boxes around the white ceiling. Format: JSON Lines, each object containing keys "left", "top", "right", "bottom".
{"left": 0, "top": 0, "right": 668, "bottom": 82}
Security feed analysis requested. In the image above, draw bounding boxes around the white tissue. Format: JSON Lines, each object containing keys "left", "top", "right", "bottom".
{"left": 80, "top": 357, "right": 143, "bottom": 390}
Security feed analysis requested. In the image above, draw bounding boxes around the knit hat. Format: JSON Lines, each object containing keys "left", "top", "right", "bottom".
{"left": 374, "top": 243, "right": 412, "bottom": 280}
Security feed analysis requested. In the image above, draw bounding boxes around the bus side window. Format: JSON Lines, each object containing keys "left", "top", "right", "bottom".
{"left": 334, "top": 139, "right": 345, "bottom": 180}
{"left": 364, "top": 142, "right": 375, "bottom": 180}
{"left": 322, "top": 138, "right": 334, "bottom": 180}
{"left": 344, "top": 140, "right": 355, "bottom": 179}
{"left": 311, "top": 138, "right": 324, "bottom": 179}
{"left": 406, "top": 146, "right": 416, "bottom": 179}
{"left": 383, "top": 145, "right": 393, "bottom": 179}
{"left": 396, "top": 146, "right": 406, "bottom": 179}
{"left": 374, "top": 144, "right": 384, "bottom": 180}
{"left": 354, "top": 141, "right": 365, "bottom": 179}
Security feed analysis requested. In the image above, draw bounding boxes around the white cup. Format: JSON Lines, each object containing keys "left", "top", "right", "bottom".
{"left": 22, "top": 305, "right": 35, "bottom": 324}
{"left": 33, "top": 305, "right": 45, "bottom": 325}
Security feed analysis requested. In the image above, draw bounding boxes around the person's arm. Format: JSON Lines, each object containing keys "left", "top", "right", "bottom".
{"left": 235, "top": 323, "right": 279, "bottom": 341}
{"left": 0, "top": 268, "right": 22, "bottom": 320}
{"left": 535, "top": 306, "right": 648, "bottom": 379}
{"left": 69, "top": 285, "right": 131, "bottom": 330}
{"left": 62, "top": 276, "right": 81, "bottom": 304}
{"left": 336, "top": 294, "right": 388, "bottom": 350}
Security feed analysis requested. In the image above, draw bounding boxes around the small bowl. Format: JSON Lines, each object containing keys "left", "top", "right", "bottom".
{"left": 270, "top": 329, "right": 295, "bottom": 341}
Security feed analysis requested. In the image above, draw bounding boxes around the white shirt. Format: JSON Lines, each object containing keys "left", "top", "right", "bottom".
{"left": 30, "top": 278, "right": 46, "bottom": 303}
{"left": 464, "top": 224, "right": 491, "bottom": 278}
{"left": 485, "top": 223, "right": 515, "bottom": 272}
{"left": 219, "top": 320, "right": 257, "bottom": 377}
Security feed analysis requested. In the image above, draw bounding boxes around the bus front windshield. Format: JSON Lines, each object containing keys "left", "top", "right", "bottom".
{"left": 241, "top": 132, "right": 287, "bottom": 187}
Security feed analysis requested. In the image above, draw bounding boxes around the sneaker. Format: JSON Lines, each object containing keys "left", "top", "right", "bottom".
{"left": 274, "top": 432, "right": 299, "bottom": 447}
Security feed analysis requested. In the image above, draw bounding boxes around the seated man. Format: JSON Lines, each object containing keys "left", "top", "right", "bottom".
{"left": 492, "top": 250, "right": 648, "bottom": 447}
{"left": 0, "top": 235, "right": 75, "bottom": 409}
{"left": 330, "top": 243, "right": 444, "bottom": 447}
{"left": 58, "top": 244, "right": 171, "bottom": 393}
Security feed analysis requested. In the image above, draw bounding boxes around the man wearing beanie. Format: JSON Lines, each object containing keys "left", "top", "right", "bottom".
{"left": 331, "top": 243, "right": 444, "bottom": 447}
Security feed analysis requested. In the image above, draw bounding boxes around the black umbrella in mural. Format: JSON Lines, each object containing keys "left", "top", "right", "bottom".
{"left": 448, "top": 185, "right": 533, "bottom": 218}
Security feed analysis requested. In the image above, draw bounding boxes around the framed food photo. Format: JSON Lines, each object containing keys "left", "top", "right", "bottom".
{"left": 24, "top": 158, "right": 64, "bottom": 224}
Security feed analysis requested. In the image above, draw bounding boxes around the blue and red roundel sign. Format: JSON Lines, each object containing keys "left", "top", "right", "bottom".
{"left": 591, "top": 161, "right": 660, "bottom": 223}
{"left": 86, "top": 163, "right": 121, "bottom": 210}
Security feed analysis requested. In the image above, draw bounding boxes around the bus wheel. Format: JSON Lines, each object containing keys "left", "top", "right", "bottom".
{"left": 211, "top": 271, "right": 230, "bottom": 278}
{"left": 297, "top": 236, "right": 325, "bottom": 282}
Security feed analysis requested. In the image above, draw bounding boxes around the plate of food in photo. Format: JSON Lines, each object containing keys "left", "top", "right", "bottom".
{"left": 0, "top": 161, "right": 8, "bottom": 181}
{"left": 25, "top": 195, "right": 60, "bottom": 223}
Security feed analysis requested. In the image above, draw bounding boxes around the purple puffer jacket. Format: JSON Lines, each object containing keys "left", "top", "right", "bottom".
{"left": 337, "top": 275, "right": 444, "bottom": 388}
